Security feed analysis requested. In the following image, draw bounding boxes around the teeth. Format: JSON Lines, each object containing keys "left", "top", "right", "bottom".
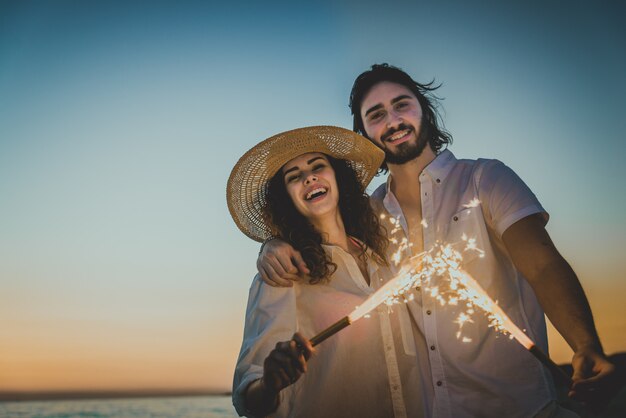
{"left": 389, "top": 130, "right": 410, "bottom": 141}
{"left": 306, "top": 187, "right": 327, "bottom": 200}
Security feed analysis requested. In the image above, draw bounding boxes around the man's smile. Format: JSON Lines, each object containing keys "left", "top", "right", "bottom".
{"left": 384, "top": 128, "right": 412, "bottom": 145}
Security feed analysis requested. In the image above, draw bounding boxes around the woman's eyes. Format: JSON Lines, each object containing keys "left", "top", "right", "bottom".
{"left": 286, "top": 164, "right": 326, "bottom": 182}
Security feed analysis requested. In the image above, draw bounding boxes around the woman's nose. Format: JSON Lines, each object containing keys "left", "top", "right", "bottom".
{"left": 304, "top": 174, "right": 318, "bottom": 184}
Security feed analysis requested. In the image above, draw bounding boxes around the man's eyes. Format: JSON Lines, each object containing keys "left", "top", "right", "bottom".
{"left": 368, "top": 111, "right": 384, "bottom": 121}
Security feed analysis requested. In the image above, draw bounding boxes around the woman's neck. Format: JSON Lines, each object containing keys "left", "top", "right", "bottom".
{"left": 310, "top": 211, "right": 350, "bottom": 252}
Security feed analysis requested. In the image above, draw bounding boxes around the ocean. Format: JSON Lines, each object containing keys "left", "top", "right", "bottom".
{"left": 0, "top": 396, "right": 238, "bottom": 418}
{"left": 2, "top": 391, "right": 625, "bottom": 418}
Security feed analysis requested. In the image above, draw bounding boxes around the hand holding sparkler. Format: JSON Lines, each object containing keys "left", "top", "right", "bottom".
{"left": 264, "top": 332, "right": 314, "bottom": 390}
{"left": 569, "top": 348, "right": 618, "bottom": 407}
{"left": 246, "top": 332, "right": 314, "bottom": 416}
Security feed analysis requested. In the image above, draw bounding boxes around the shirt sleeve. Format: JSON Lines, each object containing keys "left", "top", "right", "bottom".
{"left": 232, "top": 274, "right": 298, "bottom": 417}
{"left": 478, "top": 159, "right": 549, "bottom": 238}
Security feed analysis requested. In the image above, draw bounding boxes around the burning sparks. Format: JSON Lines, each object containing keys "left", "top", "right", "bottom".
{"left": 313, "top": 206, "right": 570, "bottom": 384}
{"left": 354, "top": 213, "right": 532, "bottom": 348}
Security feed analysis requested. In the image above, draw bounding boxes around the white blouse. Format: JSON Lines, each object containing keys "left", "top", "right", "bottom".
{"left": 233, "top": 244, "right": 430, "bottom": 418}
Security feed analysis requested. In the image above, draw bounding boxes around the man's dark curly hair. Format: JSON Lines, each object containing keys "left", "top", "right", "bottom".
{"left": 349, "top": 63, "right": 453, "bottom": 172}
{"left": 264, "top": 155, "right": 388, "bottom": 284}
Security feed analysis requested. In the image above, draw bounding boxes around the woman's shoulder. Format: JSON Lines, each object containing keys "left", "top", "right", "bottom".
{"left": 248, "top": 273, "right": 300, "bottom": 295}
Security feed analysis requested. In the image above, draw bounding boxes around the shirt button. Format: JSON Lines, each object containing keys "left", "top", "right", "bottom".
{"left": 392, "top": 385, "right": 398, "bottom": 390}
{"left": 416, "top": 286, "right": 421, "bottom": 291}
{"left": 430, "top": 345, "right": 436, "bottom": 351}
{"left": 426, "top": 310, "right": 432, "bottom": 315}
{"left": 453, "top": 216, "right": 459, "bottom": 221}
{"left": 436, "top": 178, "right": 441, "bottom": 183}
{"left": 436, "top": 381, "right": 442, "bottom": 386}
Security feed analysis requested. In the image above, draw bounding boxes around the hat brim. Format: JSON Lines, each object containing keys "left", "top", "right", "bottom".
{"left": 226, "top": 126, "right": 385, "bottom": 242}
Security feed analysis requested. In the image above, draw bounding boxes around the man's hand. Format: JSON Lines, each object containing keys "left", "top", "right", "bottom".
{"left": 569, "top": 347, "right": 619, "bottom": 407}
{"left": 257, "top": 238, "right": 310, "bottom": 287}
{"left": 503, "top": 214, "right": 620, "bottom": 408}
{"left": 262, "top": 333, "right": 315, "bottom": 394}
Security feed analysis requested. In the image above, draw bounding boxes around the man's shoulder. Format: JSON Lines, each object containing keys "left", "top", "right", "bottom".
{"left": 449, "top": 154, "right": 507, "bottom": 178}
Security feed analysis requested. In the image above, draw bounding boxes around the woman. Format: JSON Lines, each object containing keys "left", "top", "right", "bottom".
{"left": 227, "top": 126, "right": 426, "bottom": 418}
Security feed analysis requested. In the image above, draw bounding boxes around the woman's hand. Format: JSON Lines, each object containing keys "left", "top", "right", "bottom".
{"left": 244, "top": 333, "right": 314, "bottom": 416}
{"left": 263, "top": 332, "right": 315, "bottom": 394}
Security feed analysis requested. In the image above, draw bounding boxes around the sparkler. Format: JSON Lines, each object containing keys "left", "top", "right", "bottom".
{"left": 309, "top": 258, "right": 422, "bottom": 347}
{"left": 308, "top": 213, "right": 572, "bottom": 386}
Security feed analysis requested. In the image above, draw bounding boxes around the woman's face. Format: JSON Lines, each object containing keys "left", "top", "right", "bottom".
{"left": 281, "top": 152, "right": 339, "bottom": 221}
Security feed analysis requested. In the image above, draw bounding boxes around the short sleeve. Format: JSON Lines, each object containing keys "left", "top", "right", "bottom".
{"left": 478, "top": 159, "right": 548, "bottom": 238}
{"left": 232, "top": 275, "right": 297, "bottom": 417}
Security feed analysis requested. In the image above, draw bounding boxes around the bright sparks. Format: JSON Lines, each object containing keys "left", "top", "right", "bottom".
{"left": 353, "top": 213, "right": 534, "bottom": 349}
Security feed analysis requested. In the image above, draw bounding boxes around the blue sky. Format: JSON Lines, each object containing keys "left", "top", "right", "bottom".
{"left": 0, "top": 0, "right": 624, "bottom": 391}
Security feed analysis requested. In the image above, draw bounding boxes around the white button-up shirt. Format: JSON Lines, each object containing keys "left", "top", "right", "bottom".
{"left": 233, "top": 244, "right": 430, "bottom": 418}
{"left": 371, "top": 150, "right": 556, "bottom": 418}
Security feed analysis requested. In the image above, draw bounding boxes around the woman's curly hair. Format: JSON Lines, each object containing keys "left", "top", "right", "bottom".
{"left": 264, "top": 155, "right": 388, "bottom": 284}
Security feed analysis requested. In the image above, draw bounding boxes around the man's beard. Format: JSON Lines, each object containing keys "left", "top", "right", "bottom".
{"left": 382, "top": 122, "right": 430, "bottom": 165}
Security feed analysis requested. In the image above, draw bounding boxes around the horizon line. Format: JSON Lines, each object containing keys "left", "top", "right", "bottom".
{"left": 0, "top": 389, "right": 232, "bottom": 402}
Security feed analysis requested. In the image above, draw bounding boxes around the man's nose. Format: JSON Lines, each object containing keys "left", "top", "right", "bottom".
{"left": 386, "top": 110, "right": 403, "bottom": 128}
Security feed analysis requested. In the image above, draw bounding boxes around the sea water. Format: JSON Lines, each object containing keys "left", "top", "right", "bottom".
{"left": 0, "top": 395, "right": 238, "bottom": 418}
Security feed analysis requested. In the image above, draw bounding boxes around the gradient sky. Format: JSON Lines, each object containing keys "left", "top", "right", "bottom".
{"left": 1, "top": 1, "right": 624, "bottom": 392}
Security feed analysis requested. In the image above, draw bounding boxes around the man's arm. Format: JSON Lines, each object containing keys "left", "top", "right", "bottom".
{"left": 257, "top": 239, "right": 310, "bottom": 287}
{"left": 502, "top": 213, "right": 616, "bottom": 404}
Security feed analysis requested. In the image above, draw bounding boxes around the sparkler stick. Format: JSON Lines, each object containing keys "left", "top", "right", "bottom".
{"left": 528, "top": 345, "right": 573, "bottom": 386}
{"left": 309, "top": 316, "right": 351, "bottom": 347}
{"left": 450, "top": 268, "right": 573, "bottom": 386}
{"left": 308, "top": 256, "right": 423, "bottom": 346}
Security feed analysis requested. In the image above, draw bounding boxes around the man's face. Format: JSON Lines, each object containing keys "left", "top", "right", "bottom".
{"left": 360, "top": 81, "right": 428, "bottom": 165}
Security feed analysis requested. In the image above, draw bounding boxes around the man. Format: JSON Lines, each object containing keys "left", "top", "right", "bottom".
{"left": 257, "top": 64, "right": 615, "bottom": 417}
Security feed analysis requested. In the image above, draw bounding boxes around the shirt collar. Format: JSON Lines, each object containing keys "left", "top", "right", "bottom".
{"left": 384, "top": 149, "right": 457, "bottom": 195}
{"left": 424, "top": 149, "right": 456, "bottom": 182}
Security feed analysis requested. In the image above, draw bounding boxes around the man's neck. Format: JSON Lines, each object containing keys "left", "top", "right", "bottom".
{"left": 387, "top": 146, "right": 437, "bottom": 198}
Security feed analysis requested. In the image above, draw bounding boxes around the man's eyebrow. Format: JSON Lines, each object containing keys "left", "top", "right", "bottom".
{"left": 364, "top": 103, "right": 383, "bottom": 118}
{"left": 391, "top": 95, "right": 413, "bottom": 104}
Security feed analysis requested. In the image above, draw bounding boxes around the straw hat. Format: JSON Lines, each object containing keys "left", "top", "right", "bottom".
{"left": 227, "top": 125, "right": 385, "bottom": 242}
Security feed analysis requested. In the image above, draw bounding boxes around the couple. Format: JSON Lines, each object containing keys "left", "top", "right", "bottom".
{"left": 227, "top": 64, "right": 615, "bottom": 417}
